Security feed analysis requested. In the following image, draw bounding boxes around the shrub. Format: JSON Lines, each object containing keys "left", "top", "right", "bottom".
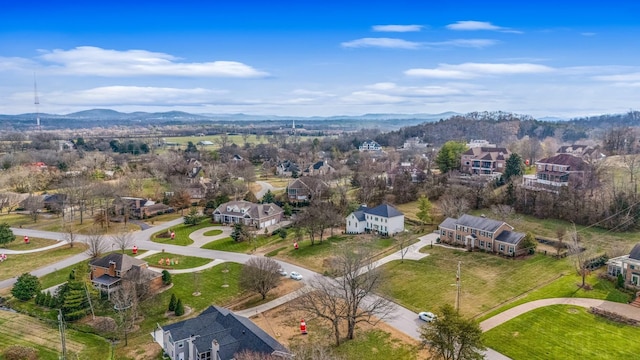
{"left": 3, "top": 345, "right": 38, "bottom": 360}
{"left": 174, "top": 298, "right": 185, "bottom": 316}
{"left": 617, "top": 274, "right": 625, "bottom": 289}
{"left": 11, "top": 273, "right": 41, "bottom": 301}
{"left": 162, "top": 270, "right": 172, "bottom": 285}
{"left": 168, "top": 293, "right": 177, "bottom": 312}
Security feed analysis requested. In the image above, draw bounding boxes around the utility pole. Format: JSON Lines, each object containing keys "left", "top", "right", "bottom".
{"left": 455, "top": 261, "right": 461, "bottom": 313}
{"left": 58, "top": 309, "right": 67, "bottom": 360}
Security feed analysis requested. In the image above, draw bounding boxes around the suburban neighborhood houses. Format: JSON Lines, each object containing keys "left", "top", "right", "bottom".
{"left": 2, "top": 110, "right": 640, "bottom": 360}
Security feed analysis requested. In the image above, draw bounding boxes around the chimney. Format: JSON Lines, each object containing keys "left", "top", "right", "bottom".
{"left": 108, "top": 260, "right": 116, "bottom": 276}
{"left": 211, "top": 339, "right": 220, "bottom": 359}
{"left": 189, "top": 335, "right": 197, "bottom": 360}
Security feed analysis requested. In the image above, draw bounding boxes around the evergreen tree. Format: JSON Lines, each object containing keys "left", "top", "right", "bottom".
{"left": 283, "top": 203, "right": 293, "bottom": 216}
{"left": 60, "top": 281, "right": 89, "bottom": 321}
{"left": 416, "top": 196, "right": 433, "bottom": 226}
{"left": 520, "top": 232, "right": 537, "bottom": 254}
{"left": 174, "top": 298, "right": 185, "bottom": 316}
{"left": 0, "top": 223, "right": 15, "bottom": 247}
{"left": 503, "top": 153, "right": 525, "bottom": 182}
{"left": 11, "top": 273, "right": 41, "bottom": 301}
{"left": 168, "top": 293, "right": 177, "bottom": 312}
{"left": 261, "top": 190, "right": 275, "bottom": 204}
{"left": 162, "top": 270, "right": 172, "bottom": 285}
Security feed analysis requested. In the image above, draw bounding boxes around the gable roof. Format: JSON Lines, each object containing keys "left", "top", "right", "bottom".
{"left": 90, "top": 253, "right": 146, "bottom": 272}
{"left": 363, "top": 204, "right": 403, "bottom": 218}
{"left": 462, "top": 147, "right": 509, "bottom": 160}
{"left": 494, "top": 230, "right": 525, "bottom": 245}
{"left": 536, "top": 154, "right": 589, "bottom": 169}
{"left": 163, "top": 306, "right": 290, "bottom": 359}
{"left": 289, "top": 177, "right": 329, "bottom": 192}
{"left": 630, "top": 243, "right": 640, "bottom": 261}
{"left": 456, "top": 214, "right": 506, "bottom": 232}
{"left": 214, "top": 201, "right": 283, "bottom": 220}
{"left": 439, "top": 217, "right": 458, "bottom": 230}
{"left": 351, "top": 209, "right": 366, "bottom": 221}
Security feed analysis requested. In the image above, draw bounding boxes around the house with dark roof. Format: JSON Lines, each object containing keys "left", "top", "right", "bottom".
{"left": 345, "top": 204, "right": 404, "bottom": 236}
{"left": 438, "top": 214, "right": 526, "bottom": 256}
{"left": 460, "top": 147, "right": 509, "bottom": 177}
{"left": 116, "top": 197, "right": 174, "bottom": 219}
{"left": 287, "top": 177, "right": 330, "bottom": 203}
{"left": 156, "top": 306, "right": 292, "bottom": 360}
{"left": 213, "top": 201, "right": 283, "bottom": 229}
{"left": 276, "top": 160, "right": 300, "bottom": 177}
{"left": 359, "top": 140, "right": 382, "bottom": 152}
{"left": 302, "top": 160, "right": 335, "bottom": 177}
{"left": 556, "top": 144, "right": 605, "bottom": 161}
{"left": 522, "top": 153, "right": 590, "bottom": 192}
{"left": 89, "top": 253, "right": 162, "bottom": 298}
{"left": 606, "top": 243, "right": 640, "bottom": 290}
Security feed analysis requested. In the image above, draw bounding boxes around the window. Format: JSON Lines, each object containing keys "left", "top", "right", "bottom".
{"left": 509, "top": 246, "right": 514, "bottom": 254}
{"left": 456, "top": 235, "right": 461, "bottom": 241}
{"left": 487, "top": 243, "right": 492, "bottom": 249}
{"left": 471, "top": 229, "right": 476, "bottom": 235}
{"left": 348, "top": 221, "right": 351, "bottom": 226}
{"left": 499, "top": 244, "right": 505, "bottom": 252}
{"left": 178, "top": 342, "right": 184, "bottom": 348}
{"left": 480, "top": 240, "right": 485, "bottom": 247}
{"left": 632, "top": 274, "right": 640, "bottom": 286}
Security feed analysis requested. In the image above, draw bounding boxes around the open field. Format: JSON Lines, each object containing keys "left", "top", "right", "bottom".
{"left": 0, "top": 310, "right": 110, "bottom": 360}
{"left": 145, "top": 252, "right": 212, "bottom": 270}
{"left": 0, "top": 244, "right": 87, "bottom": 282}
{"left": 151, "top": 218, "right": 216, "bottom": 246}
{"left": 484, "top": 305, "right": 640, "bottom": 359}
{"left": 0, "top": 212, "right": 140, "bottom": 234}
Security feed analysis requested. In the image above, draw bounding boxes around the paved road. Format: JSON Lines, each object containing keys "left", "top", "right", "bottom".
{"left": 254, "top": 180, "right": 285, "bottom": 200}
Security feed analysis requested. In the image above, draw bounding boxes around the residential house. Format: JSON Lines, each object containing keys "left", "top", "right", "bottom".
{"left": 387, "top": 161, "right": 424, "bottom": 184}
{"left": 346, "top": 204, "right": 404, "bottom": 236}
{"left": 302, "top": 160, "right": 334, "bottom": 177}
{"left": 213, "top": 201, "right": 283, "bottom": 229}
{"left": 197, "top": 140, "right": 214, "bottom": 146}
{"left": 438, "top": 214, "right": 526, "bottom": 256}
{"left": 606, "top": 243, "right": 640, "bottom": 289}
{"left": 117, "top": 197, "right": 174, "bottom": 219}
{"left": 466, "top": 139, "right": 496, "bottom": 148}
{"left": 43, "top": 193, "right": 68, "bottom": 213}
{"left": 359, "top": 140, "right": 382, "bottom": 152}
{"left": 403, "top": 137, "right": 428, "bottom": 149}
{"left": 557, "top": 144, "right": 605, "bottom": 162}
{"left": 157, "top": 305, "right": 291, "bottom": 360}
{"left": 89, "top": 253, "right": 162, "bottom": 297}
{"left": 276, "top": 160, "right": 300, "bottom": 177}
{"left": 287, "top": 177, "right": 330, "bottom": 203}
{"left": 522, "top": 153, "right": 590, "bottom": 192}
{"left": 460, "top": 147, "right": 509, "bottom": 177}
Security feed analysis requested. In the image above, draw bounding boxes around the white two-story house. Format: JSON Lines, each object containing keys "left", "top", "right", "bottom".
{"left": 346, "top": 204, "right": 404, "bottom": 236}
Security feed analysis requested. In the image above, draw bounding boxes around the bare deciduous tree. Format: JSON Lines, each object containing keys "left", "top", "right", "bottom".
{"left": 85, "top": 230, "right": 108, "bottom": 258}
{"left": 240, "top": 257, "right": 281, "bottom": 300}
{"left": 63, "top": 226, "right": 77, "bottom": 249}
{"left": 112, "top": 231, "right": 134, "bottom": 254}
{"left": 439, "top": 193, "right": 470, "bottom": 218}
{"left": 293, "top": 246, "right": 392, "bottom": 345}
{"left": 23, "top": 194, "right": 44, "bottom": 222}
{"left": 568, "top": 226, "right": 591, "bottom": 288}
{"left": 0, "top": 192, "right": 21, "bottom": 214}
{"left": 111, "top": 279, "right": 138, "bottom": 346}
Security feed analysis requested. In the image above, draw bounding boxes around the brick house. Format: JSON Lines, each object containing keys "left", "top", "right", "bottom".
{"left": 522, "top": 153, "right": 589, "bottom": 192}
{"left": 438, "top": 214, "right": 526, "bottom": 256}
{"left": 89, "top": 253, "right": 162, "bottom": 298}
{"left": 302, "top": 160, "right": 335, "bottom": 177}
{"left": 460, "top": 147, "right": 509, "bottom": 177}
{"left": 213, "top": 201, "right": 283, "bottom": 229}
{"left": 606, "top": 243, "right": 640, "bottom": 288}
{"left": 287, "top": 177, "right": 330, "bottom": 203}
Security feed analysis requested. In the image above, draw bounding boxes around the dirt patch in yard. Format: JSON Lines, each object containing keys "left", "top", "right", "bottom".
{"left": 227, "top": 279, "right": 304, "bottom": 311}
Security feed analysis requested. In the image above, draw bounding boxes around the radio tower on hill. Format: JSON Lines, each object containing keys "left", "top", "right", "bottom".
{"left": 34, "top": 73, "right": 41, "bottom": 130}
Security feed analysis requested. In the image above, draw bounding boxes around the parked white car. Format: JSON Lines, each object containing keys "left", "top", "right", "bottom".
{"left": 278, "top": 269, "right": 288, "bottom": 277}
{"left": 289, "top": 271, "right": 303, "bottom": 280}
{"left": 418, "top": 311, "right": 437, "bottom": 322}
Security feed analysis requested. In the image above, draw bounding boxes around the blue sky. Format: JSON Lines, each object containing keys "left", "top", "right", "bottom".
{"left": 1, "top": 1, "right": 639, "bottom": 118}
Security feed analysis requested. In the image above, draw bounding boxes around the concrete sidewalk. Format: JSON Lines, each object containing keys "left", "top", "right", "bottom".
{"left": 235, "top": 285, "right": 310, "bottom": 318}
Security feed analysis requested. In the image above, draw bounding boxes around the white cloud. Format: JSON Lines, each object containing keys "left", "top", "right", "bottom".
{"left": 341, "top": 38, "right": 421, "bottom": 49}
{"left": 446, "top": 21, "right": 522, "bottom": 33}
{"left": 40, "top": 86, "right": 227, "bottom": 106}
{"left": 424, "top": 39, "right": 499, "bottom": 48}
{"left": 291, "top": 89, "right": 335, "bottom": 97}
{"left": 37, "top": 46, "right": 268, "bottom": 78}
{"left": 342, "top": 91, "right": 407, "bottom": 104}
{"left": 372, "top": 24, "right": 423, "bottom": 32}
{"left": 593, "top": 72, "right": 640, "bottom": 82}
{"left": 0, "top": 56, "right": 38, "bottom": 72}
{"left": 406, "top": 62, "right": 554, "bottom": 79}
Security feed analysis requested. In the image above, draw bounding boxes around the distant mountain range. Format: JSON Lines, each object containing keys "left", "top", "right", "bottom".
{"left": 0, "top": 109, "right": 463, "bottom": 122}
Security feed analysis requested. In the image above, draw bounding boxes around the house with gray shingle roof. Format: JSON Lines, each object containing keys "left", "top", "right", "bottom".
{"left": 302, "top": 160, "right": 335, "bottom": 177}
{"left": 213, "top": 201, "right": 283, "bottom": 229}
{"left": 157, "top": 305, "right": 292, "bottom": 360}
{"left": 606, "top": 243, "right": 640, "bottom": 289}
{"left": 460, "top": 147, "right": 509, "bottom": 177}
{"left": 287, "top": 177, "right": 330, "bottom": 203}
{"left": 89, "top": 253, "right": 162, "bottom": 298}
{"left": 346, "top": 204, "right": 404, "bottom": 236}
{"left": 438, "top": 214, "right": 526, "bottom": 256}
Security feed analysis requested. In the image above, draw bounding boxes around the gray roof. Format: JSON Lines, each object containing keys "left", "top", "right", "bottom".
{"left": 494, "top": 230, "right": 525, "bottom": 245}
{"left": 163, "top": 306, "right": 290, "bottom": 360}
{"left": 90, "top": 253, "right": 146, "bottom": 273}
{"left": 352, "top": 209, "right": 366, "bottom": 221}
{"left": 92, "top": 274, "right": 121, "bottom": 286}
{"left": 456, "top": 214, "right": 505, "bottom": 232}
{"left": 363, "top": 204, "right": 403, "bottom": 218}
{"left": 439, "top": 217, "right": 458, "bottom": 230}
{"left": 630, "top": 243, "right": 640, "bottom": 260}
{"left": 213, "top": 201, "right": 283, "bottom": 221}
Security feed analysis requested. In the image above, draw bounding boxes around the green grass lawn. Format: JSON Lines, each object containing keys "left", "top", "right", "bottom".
{"left": 477, "top": 270, "right": 632, "bottom": 321}
{"left": 0, "top": 213, "right": 140, "bottom": 234}
{"left": 202, "top": 228, "right": 223, "bottom": 236}
{"left": 201, "top": 236, "right": 283, "bottom": 253}
{"left": 145, "top": 252, "right": 212, "bottom": 270}
{"left": 484, "top": 305, "right": 640, "bottom": 359}
{"left": 151, "top": 219, "right": 215, "bottom": 246}
{"left": 0, "top": 244, "right": 87, "bottom": 282}
{"left": 3, "top": 236, "right": 58, "bottom": 250}
{"left": 0, "top": 310, "right": 110, "bottom": 360}
{"left": 379, "top": 247, "right": 574, "bottom": 317}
